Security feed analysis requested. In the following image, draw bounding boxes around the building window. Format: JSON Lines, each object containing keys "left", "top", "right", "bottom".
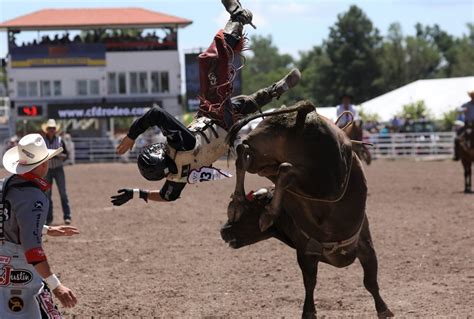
{"left": 118, "top": 73, "right": 126, "bottom": 94}
{"left": 40, "top": 81, "right": 51, "bottom": 97}
{"left": 89, "top": 80, "right": 100, "bottom": 95}
{"left": 28, "top": 81, "right": 38, "bottom": 97}
{"left": 17, "top": 81, "right": 27, "bottom": 97}
{"left": 53, "top": 81, "right": 61, "bottom": 96}
{"left": 108, "top": 73, "right": 117, "bottom": 94}
{"left": 151, "top": 72, "right": 159, "bottom": 93}
{"left": 76, "top": 80, "right": 88, "bottom": 96}
{"left": 139, "top": 72, "right": 148, "bottom": 93}
{"left": 160, "top": 72, "right": 169, "bottom": 93}
{"left": 129, "top": 72, "right": 138, "bottom": 94}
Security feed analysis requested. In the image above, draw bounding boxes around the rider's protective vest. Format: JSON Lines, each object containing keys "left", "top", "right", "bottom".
{"left": 166, "top": 117, "right": 228, "bottom": 183}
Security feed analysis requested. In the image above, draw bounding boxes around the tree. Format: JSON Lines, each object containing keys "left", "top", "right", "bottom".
{"left": 321, "top": 5, "right": 383, "bottom": 105}
{"left": 376, "top": 23, "right": 408, "bottom": 92}
{"left": 298, "top": 45, "right": 331, "bottom": 106}
{"left": 242, "top": 35, "right": 299, "bottom": 109}
{"left": 447, "top": 23, "right": 474, "bottom": 77}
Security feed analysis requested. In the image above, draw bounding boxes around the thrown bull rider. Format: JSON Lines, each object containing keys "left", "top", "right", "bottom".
{"left": 111, "top": 0, "right": 301, "bottom": 206}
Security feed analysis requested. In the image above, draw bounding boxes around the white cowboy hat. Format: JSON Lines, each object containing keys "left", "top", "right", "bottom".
{"left": 41, "top": 119, "right": 61, "bottom": 134}
{"left": 2, "top": 133, "right": 63, "bottom": 174}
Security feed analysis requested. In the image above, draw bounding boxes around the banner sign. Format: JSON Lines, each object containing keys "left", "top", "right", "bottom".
{"left": 184, "top": 53, "right": 242, "bottom": 112}
{"left": 11, "top": 43, "right": 106, "bottom": 68}
{"left": 48, "top": 101, "right": 155, "bottom": 119}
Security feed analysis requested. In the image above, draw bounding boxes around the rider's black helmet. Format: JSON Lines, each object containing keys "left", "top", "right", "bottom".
{"left": 137, "top": 143, "right": 176, "bottom": 181}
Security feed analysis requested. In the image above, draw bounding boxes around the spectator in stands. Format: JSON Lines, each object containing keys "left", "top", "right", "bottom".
{"left": 336, "top": 93, "right": 358, "bottom": 128}
{"left": 454, "top": 90, "right": 474, "bottom": 160}
{"left": 41, "top": 119, "right": 73, "bottom": 225}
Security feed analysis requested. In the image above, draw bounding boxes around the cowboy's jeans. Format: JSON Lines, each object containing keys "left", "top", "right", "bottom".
{"left": 46, "top": 166, "right": 72, "bottom": 223}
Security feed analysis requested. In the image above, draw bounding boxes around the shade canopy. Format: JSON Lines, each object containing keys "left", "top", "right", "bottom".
{"left": 360, "top": 76, "right": 474, "bottom": 121}
{"left": 0, "top": 8, "right": 193, "bottom": 31}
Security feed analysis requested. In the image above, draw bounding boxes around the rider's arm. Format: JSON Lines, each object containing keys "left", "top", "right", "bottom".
{"left": 111, "top": 181, "right": 186, "bottom": 205}
{"left": 127, "top": 106, "right": 196, "bottom": 151}
{"left": 156, "top": 180, "right": 186, "bottom": 202}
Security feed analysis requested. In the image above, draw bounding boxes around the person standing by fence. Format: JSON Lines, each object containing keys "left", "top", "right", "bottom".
{"left": 41, "top": 119, "right": 72, "bottom": 225}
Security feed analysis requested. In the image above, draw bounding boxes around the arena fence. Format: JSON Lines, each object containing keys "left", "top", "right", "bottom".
{"left": 368, "top": 131, "right": 455, "bottom": 160}
{"left": 0, "top": 131, "right": 457, "bottom": 167}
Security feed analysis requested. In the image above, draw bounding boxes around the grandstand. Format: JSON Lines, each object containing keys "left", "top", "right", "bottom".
{"left": 0, "top": 8, "right": 192, "bottom": 139}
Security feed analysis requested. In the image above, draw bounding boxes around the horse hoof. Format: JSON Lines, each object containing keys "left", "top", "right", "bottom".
{"left": 464, "top": 189, "right": 472, "bottom": 194}
{"left": 377, "top": 309, "right": 394, "bottom": 318}
{"left": 302, "top": 311, "right": 316, "bottom": 319}
{"left": 259, "top": 213, "right": 274, "bottom": 232}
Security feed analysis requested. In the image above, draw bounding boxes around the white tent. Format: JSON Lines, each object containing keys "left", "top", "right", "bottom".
{"left": 315, "top": 106, "right": 338, "bottom": 121}
{"left": 359, "top": 76, "right": 474, "bottom": 121}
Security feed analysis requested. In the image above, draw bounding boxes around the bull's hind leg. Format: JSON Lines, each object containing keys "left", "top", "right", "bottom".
{"left": 356, "top": 218, "right": 393, "bottom": 318}
{"left": 297, "top": 251, "right": 319, "bottom": 319}
{"left": 228, "top": 144, "right": 251, "bottom": 222}
{"left": 259, "top": 162, "right": 294, "bottom": 231}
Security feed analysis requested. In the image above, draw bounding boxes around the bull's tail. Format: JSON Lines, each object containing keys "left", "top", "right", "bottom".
{"left": 225, "top": 100, "right": 316, "bottom": 147}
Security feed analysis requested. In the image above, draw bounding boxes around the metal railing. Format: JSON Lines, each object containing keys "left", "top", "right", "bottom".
{"left": 368, "top": 131, "right": 455, "bottom": 160}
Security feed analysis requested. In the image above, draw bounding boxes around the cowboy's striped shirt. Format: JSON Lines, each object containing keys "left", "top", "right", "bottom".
{"left": 43, "top": 135, "right": 68, "bottom": 169}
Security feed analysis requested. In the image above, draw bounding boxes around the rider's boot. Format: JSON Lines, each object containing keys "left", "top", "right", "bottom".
{"left": 269, "top": 68, "right": 302, "bottom": 99}
{"left": 239, "top": 68, "right": 302, "bottom": 113}
{"left": 222, "top": 0, "right": 254, "bottom": 26}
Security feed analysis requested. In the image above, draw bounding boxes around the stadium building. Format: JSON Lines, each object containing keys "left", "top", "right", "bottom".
{"left": 0, "top": 8, "right": 192, "bottom": 137}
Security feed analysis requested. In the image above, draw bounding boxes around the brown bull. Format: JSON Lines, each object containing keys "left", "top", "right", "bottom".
{"left": 222, "top": 101, "right": 393, "bottom": 318}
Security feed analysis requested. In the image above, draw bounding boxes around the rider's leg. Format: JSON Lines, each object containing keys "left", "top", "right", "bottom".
{"left": 197, "top": 6, "right": 252, "bottom": 126}
{"left": 231, "top": 68, "right": 302, "bottom": 115}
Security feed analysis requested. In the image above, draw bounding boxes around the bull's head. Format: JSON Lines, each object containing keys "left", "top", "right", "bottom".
{"left": 220, "top": 188, "right": 276, "bottom": 249}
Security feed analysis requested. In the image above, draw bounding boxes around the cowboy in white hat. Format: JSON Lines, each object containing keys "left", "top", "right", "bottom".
{"left": 41, "top": 119, "right": 72, "bottom": 225}
{"left": 453, "top": 90, "right": 474, "bottom": 160}
{"left": 1, "top": 134, "right": 78, "bottom": 317}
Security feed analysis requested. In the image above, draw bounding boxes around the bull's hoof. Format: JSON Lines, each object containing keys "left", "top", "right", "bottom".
{"left": 464, "top": 189, "right": 472, "bottom": 194}
{"left": 259, "top": 212, "right": 275, "bottom": 232}
{"left": 302, "top": 311, "right": 316, "bottom": 319}
{"left": 377, "top": 308, "right": 394, "bottom": 318}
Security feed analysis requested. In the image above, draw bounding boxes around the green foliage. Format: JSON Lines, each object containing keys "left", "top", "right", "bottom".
{"left": 241, "top": 5, "right": 473, "bottom": 114}
{"left": 440, "top": 108, "right": 459, "bottom": 131}
{"left": 242, "top": 35, "right": 300, "bottom": 109}
{"left": 322, "top": 5, "right": 383, "bottom": 105}
{"left": 359, "top": 107, "right": 381, "bottom": 122}
{"left": 399, "top": 100, "right": 431, "bottom": 120}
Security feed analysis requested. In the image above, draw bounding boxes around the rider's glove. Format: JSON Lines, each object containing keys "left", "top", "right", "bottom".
{"left": 111, "top": 188, "right": 149, "bottom": 206}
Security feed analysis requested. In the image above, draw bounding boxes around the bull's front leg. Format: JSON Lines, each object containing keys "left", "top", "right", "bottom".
{"left": 228, "top": 143, "right": 251, "bottom": 222}
{"left": 259, "top": 162, "right": 295, "bottom": 231}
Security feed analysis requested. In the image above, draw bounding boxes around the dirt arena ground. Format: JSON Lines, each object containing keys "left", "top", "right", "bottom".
{"left": 3, "top": 159, "right": 473, "bottom": 317}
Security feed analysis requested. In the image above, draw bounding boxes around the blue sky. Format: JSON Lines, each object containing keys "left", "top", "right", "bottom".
{"left": 0, "top": 0, "right": 473, "bottom": 59}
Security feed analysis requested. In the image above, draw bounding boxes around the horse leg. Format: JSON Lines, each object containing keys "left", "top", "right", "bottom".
{"left": 462, "top": 159, "right": 472, "bottom": 193}
{"left": 297, "top": 251, "right": 319, "bottom": 319}
{"left": 356, "top": 218, "right": 393, "bottom": 318}
{"left": 259, "top": 162, "right": 294, "bottom": 231}
{"left": 228, "top": 143, "right": 251, "bottom": 222}
{"left": 467, "top": 162, "right": 472, "bottom": 193}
